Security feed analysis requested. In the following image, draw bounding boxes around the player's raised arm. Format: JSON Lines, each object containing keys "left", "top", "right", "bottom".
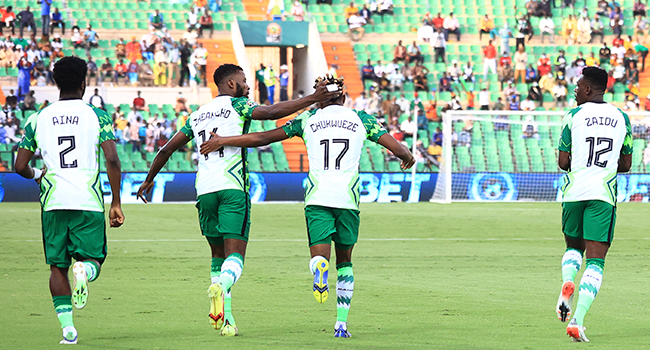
{"left": 200, "top": 128, "right": 289, "bottom": 155}
{"left": 377, "top": 133, "right": 416, "bottom": 169}
{"left": 137, "top": 131, "right": 192, "bottom": 203}
{"left": 100, "top": 139, "right": 124, "bottom": 227}
{"left": 251, "top": 81, "right": 341, "bottom": 120}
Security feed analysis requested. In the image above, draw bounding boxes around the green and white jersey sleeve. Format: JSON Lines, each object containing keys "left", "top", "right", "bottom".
{"left": 18, "top": 100, "right": 115, "bottom": 212}
{"left": 181, "top": 95, "right": 257, "bottom": 196}
{"left": 558, "top": 102, "right": 633, "bottom": 205}
{"left": 282, "top": 106, "right": 387, "bottom": 210}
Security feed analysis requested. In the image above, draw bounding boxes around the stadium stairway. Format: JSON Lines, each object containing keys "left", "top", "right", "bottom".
{"left": 198, "top": 39, "right": 238, "bottom": 96}
{"left": 241, "top": 0, "right": 267, "bottom": 20}
{"left": 273, "top": 117, "right": 309, "bottom": 171}
{"left": 640, "top": 70, "right": 650, "bottom": 101}
{"left": 322, "top": 42, "right": 363, "bottom": 98}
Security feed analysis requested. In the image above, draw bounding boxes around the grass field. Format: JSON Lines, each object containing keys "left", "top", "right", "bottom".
{"left": 1, "top": 202, "right": 650, "bottom": 350}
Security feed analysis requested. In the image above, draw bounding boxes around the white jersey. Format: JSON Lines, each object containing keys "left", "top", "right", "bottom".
{"left": 180, "top": 95, "right": 257, "bottom": 196}
{"left": 283, "top": 105, "right": 387, "bottom": 210}
{"left": 558, "top": 102, "right": 633, "bottom": 205}
{"left": 19, "top": 100, "right": 115, "bottom": 212}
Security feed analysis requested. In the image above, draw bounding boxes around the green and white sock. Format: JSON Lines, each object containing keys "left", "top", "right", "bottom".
{"left": 82, "top": 261, "right": 100, "bottom": 282}
{"left": 561, "top": 248, "right": 583, "bottom": 283}
{"left": 224, "top": 290, "right": 235, "bottom": 325}
{"left": 336, "top": 262, "right": 354, "bottom": 328}
{"left": 218, "top": 253, "right": 244, "bottom": 292}
{"left": 211, "top": 257, "right": 225, "bottom": 285}
{"left": 574, "top": 258, "right": 605, "bottom": 326}
{"left": 53, "top": 295, "right": 75, "bottom": 338}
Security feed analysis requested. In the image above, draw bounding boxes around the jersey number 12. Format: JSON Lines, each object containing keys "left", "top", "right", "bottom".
{"left": 585, "top": 137, "right": 613, "bottom": 168}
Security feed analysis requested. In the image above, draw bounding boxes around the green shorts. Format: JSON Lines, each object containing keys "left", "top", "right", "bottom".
{"left": 562, "top": 200, "right": 616, "bottom": 244}
{"left": 196, "top": 189, "right": 250, "bottom": 245}
{"left": 304, "top": 205, "right": 360, "bottom": 249}
{"left": 41, "top": 210, "right": 107, "bottom": 268}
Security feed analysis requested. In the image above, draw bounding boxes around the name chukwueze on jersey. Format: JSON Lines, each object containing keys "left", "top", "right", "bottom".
{"left": 193, "top": 108, "right": 231, "bottom": 126}
{"left": 310, "top": 119, "right": 359, "bottom": 133}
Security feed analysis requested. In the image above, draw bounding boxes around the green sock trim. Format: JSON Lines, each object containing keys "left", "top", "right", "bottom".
{"left": 229, "top": 252, "right": 244, "bottom": 263}
{"left": 53, "top": 295, "right": 72, "bottom": 309}
{"left": 53, "top": 295, "right": 74, "bottom": 328}
{"left": 84, "top": 260, "right": 100, "bottom": 282}
{"left": 211, "top": 257, "right": 225, "bottom": 278}
{"left": 336, "top": 262, "right": 353, "bottom": 270}
{"left": 565, "top": 247, "right": 584, "bottom": 256}
{"left": 586, "top": 258, "right": 605, "bottom": 269}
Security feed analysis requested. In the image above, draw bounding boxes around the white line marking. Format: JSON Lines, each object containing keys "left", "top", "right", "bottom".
{"left": 13, "top": 237, "right": 650, "bottom": 243}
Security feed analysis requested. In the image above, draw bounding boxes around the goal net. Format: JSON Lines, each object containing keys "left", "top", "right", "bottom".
{"left": 430, "top": 110, "right": 650, "bottom": 203}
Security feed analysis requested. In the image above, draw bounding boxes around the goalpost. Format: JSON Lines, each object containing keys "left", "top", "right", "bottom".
{"left": 430, "top": 109, "right": 650, "bottom": 203}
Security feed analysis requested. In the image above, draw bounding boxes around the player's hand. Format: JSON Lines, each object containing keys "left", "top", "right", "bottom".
{"left": 310, "top": 81, "right": 342, "bottom": 102}
{"left": 199, "top": 132, "right": 224, "bottom": 156}
{"left": 401, "top": 155, "right": 416, "bottom": 170}
{"left": 34, "top": 167, "right": 47, "bottom": 185}
{"left": 109, "top": 204, "right": 125, "bottom": 228}
{"left": 137, "top": 180, "right": 154, "bottom": 203}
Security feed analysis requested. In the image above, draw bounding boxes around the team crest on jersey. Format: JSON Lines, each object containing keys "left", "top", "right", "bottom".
{"left": 247, "top": 100, "right": 258, "bottom": 108}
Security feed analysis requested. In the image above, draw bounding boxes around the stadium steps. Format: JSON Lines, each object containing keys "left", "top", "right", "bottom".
{"left": 640, "top": 70, "right": 650, "bottom": 101}
{"left": 321, "top": 42, "right": 364, "bottom": 98}
{"left": 268, "top": 117, "right": 309, "bottom": 172}
{"left": 241, "top": 0, "right": 266, "bottom": 20}
{"left": 198, "top": 39, "right": 238, "bottom": 97}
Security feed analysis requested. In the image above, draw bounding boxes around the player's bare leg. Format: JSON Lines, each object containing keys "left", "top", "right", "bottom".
{"left": 50, "top": 266, "right": 77, "bottom": 344}
{"left": 309, "top": 244, "right": 331, "bottom": 303}
{"left": 567, "top": 240, "right": 609, "bottom": 342}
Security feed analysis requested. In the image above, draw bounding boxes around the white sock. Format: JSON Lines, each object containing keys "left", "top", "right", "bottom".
{"left": 211, "top": 275, "right": 219, "bottom": 284}
{"left": 335, "top": 321, "right": 347, "bottom": 330}
{"left": 309, "top": 255, "right": 327, "bottom": 274}
{"left": 62, "top": 325, "right": 77, "bottom": 340}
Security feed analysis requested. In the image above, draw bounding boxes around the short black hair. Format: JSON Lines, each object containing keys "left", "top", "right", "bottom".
{"left": 581, "top": 66, "right": 607, "bottom": 92}
{"left": 53, "top": 56, "right": 87, "bottom": 92}
{"left": 213, "top": 64, "right": 243, "bottom": 86}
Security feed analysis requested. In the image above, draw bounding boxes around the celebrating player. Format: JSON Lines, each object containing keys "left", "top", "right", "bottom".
{"left": 555, "top": 66, "right": 632, "bottom": 342}
{"left": 14, "top": 56, "right": 124, "bottom": 345}
{"left": 199, "top": 75, "right": 415, "bottom": 338}
{"left": 136, "top": 64, "right": 340, "bottom": 336}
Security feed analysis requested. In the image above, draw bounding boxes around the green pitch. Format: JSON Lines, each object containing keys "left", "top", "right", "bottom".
{"left": 1, "top": 202, "right": 649, "bottom": 349}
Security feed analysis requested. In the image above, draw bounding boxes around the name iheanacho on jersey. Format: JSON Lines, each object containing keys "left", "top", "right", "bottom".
{"left": 310, "top": 119, "right": 359, "bottom": 133}
{"left": 193, "top": 109, "right": 232, "bottom": 126}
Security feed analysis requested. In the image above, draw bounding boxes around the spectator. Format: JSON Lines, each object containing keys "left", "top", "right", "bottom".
{"left": 555, "top": 49, "right": 567, "bottom": 73}
{"left": 167, "top": 42, "right": 180, "bottom": 87}
{"left": 432, "top": 27, "right": 446, "bottom": 63}
{"left": 432, "top": 12, "right": 444, "bottom": 30}
{"left": 407, "top": 40, "right": 423, "bottom": 64}
{"left": 612, "top": 58, "right": 626, "bottom": 82}
{"left": 133, "top": 91, "right": 146, "bottom": 111}
{"left": 591, "top": 14, "right": 605, "bottom": 43}
{"left": 636, "top": 41, "right": 648, "bottom": 72}
{"left": 611, "top": 40, "right": 626, "bottom": 59}
{"left": 520, "top": 95, "right": 536, "bottom": 111}
{"left": 463, "top": 62, "right": 475, "bottom": 83}
{"left": 194, "top": 0, "right": 208, "bottom": 12}
{"left": 539, "top": 72, "right": 555, "bottom": 93}
{"left": 0, "top": 46, "right": 16, "bottom": 71}
{"left": 186, "top": 6, "right": 200, "bottom": 32}
{"left": 634, "top": 16, "right": 649, "bottom": 43}
{"left": 529, "top": 81, "right": 543, "bottom": 103}
{"left": 438, "top": 72, "right": 452, "bottom": 92}
{"left": 400, "top": 116, "right": 416, "bottom": 137}
{"left": 125, "top": 37, "right": 142, "bottom": 62}
{"left": 84, "top": 25, "right": 99, "bottom": 49}
{"left": 127, "top": 60, "right": 139, "bottom": 86}
{"left": 17, "top": 6, "right": 36, "bottom": 38}
{"left": 267, "top": 0, "right": 285, "bottom": 21}
{"left": 355, "top": 91, "right": 369, "bottom": 110}
{"left": 416, "top": 108, "right": 428, "bottom": 130}
{"left": 279, "top": 64, "right": 289, "bottom": 101}
{"left": 596, "top": 0, "right": 608, "bottom": 17}
{"left": 87, "top": 57, "right": 98, "bottom": 85}
{"left": 175, "top": 92, "right": 191, "bottom": 114}
{"left": 610, "top": 8, "right": 624, "bottom": 36}
{"left": 479, "top": 84, "right": 490, "bottom": 110}
{"left": 503, "top": 81, "right": 518, "bottom": 99}
{"left": 432, "top": 127, "right": 443, "bottom": 146}
{"left": 552, "top": 78, "right": 567, "bottom": 107}
{"left": 149, "top": 9, "right": 165, "bottom": 30}
{"left": 498, "top": 23, "right": 513, "bottom": 56}
{"left": 576, "top": 14, "right": 591, "bottom": 44}
{"left": 255, "top": 64, "right": 268, "bottom": 103}
{"left": 365, "top": 89, "right": 382, "bottom": 114}
{"left": 387, "top": 97, "right": 402, "bottom": 121}
{"left": 348, "top": 11, "right": 366, "bottom": 41}
{"left": 443, "top": 12, "right": 460, "bottom": 42}
{"left": 193, "top": 42, "right": 208, "bottom": 86}
{"left": 539, "top": 15, "right": 555, "bottom": 43}
{"left": 394, "top": 40, "right": 406, "bottom": 61}
{"left": 515, "top": 15, "right": 534, "bottom": 48}
{"left": 447, "top": 60, "right": 461, "bottom": 82}
{"left": 100, "top": 57, "right": 113, "bottom": 84}
{"left": 23, "top": 90, "right": 36, "bottom": 110}
{"left": 537, "top": 53, "right": 552, "bottom": 77}
{"left": 479, "top": 14, "right": 495, "bottom": 41}
{"left": 526, "top": 63, "right": 538, "bottom": 83}
{"left": 0, "top": 6, "right": 16, "bottom": 36}
{"left": 599, "top": 42, "right": 611, "bottom": 64}
{"left": 360, "top": 4, "right": 373, "bottom": 24}
{"left": 586, "top": 52, "right": 598, "bottom": 66}
{"left": 264, "top": 64, "right": 278, "bottom": 104}
{"left": 513, "top": 44, "right": 528, "bottom": 84}
{"left": 182, "top": 27, "right": 198, "bottom": 46}
{"left": 154, "top": 61, "right": 167, "bottom": 86}
{"left": 291, "top": 1, "right": 305, "bottom": 21}
{"left": 378, "top": 0, "right": 393, "bottom": 17}
{"left": 50, "top": 7, "right": 65, "bottom": 35}
{"left": 508, "top": 94, "right": 519, "bottom": 111}
{"left": 418, "top": 14, "right": 434, "bottom": 42}
{"left": 613, "top": 34, "right": 624, "bottom": 47}
{"left": 361, "top": 59, "right": 375, "bottom": 83}
{"left": 89, "top": 88, "right": 105, "bottom": 110}
{"left": 482, "top": 40, "right": 498, "bottom": 79}
{"left": 114, "top": 58, "right": 127, "bottom": 85}
{"left": 522, "top": 116, "right": 539, "bottom": 139}
{"left": 344, "top": 2, "right": 359, "bottom": 19}
{"left": 562, "top": 14, "right": 577, "bottom": 44}
{"left": 633, "top": 1, "right": 646, "bottom": 18}
{"left": 413, "top": 70, "right": 428, "bottom": 91}
{"left": 498, "top": 51, "right": 512, "bottom": 86}
{"left": 39, "top": 0, "right": 52, "bottom": 36}
{"left": 626, "top": 61, "right": 639, "bottom": 85}
{"left": 17, "top": 57, "right": 33, "bottom": 100}
{"left": 115, "top": 38, "right": 126, "bottom": 59}
{"left": 198, "top": 11, "right": 214, "bottom": 38}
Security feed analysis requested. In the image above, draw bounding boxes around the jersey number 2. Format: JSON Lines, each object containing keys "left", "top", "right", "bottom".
{"left": 198, "top": 128, "right": 225, "bottom": 160}
{"left": 58, "top": 136, "right": 78, "bottom": 168}
{"left": 585, "top": 137, "right": 613, "bottom": 168}
{"left": 320, "top": 139, "right": 349, "bottom": 170}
